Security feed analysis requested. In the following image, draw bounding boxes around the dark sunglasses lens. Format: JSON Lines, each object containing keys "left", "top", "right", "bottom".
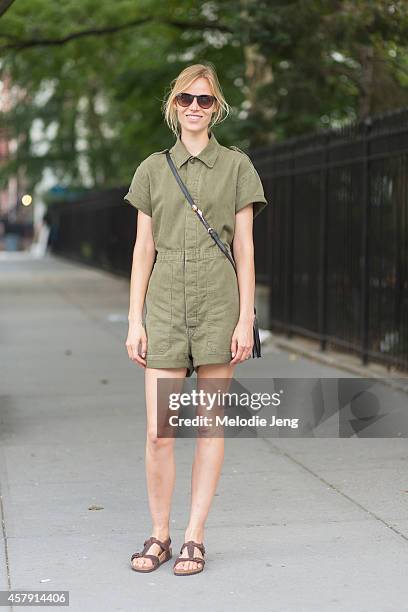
{"left": 178, "top": 93, "right": 193, "bottom": 107}
{"left": 198, "top": 95, "right": 214, "bottom": 109}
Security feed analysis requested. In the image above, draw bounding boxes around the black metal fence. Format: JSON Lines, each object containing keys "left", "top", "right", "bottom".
{"left": 251, "top": 108, "right": 408, "bottom": 372}
{"left": 50, "top": 187, "right": 137, "bottom": 277}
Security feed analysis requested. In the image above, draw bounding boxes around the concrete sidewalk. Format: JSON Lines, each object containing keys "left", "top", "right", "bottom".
{"left": 0, "top": 252, "right": 407, "bottom": 612}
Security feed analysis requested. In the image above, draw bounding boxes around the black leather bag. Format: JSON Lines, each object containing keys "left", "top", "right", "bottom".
{"left": 165, "top": 150, "right": 261, "bottom": 358}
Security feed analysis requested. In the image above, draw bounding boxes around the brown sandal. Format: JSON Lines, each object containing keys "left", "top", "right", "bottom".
{"left": 173, "top": 540, "right": 206, "bottom": 576}
{"left": 130, "top": 536, "right": 172, "bottom": 573}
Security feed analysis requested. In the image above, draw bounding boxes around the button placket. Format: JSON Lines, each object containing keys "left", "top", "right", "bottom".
{"left": 184, "top": 162, "right": 199, "bottom": 328}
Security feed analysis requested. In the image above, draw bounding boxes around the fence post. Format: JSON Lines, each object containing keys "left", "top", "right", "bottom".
{"left": 319, "top": 133, "right": 329, "bottom": 351}
{"left": 285, "top": 144, "right": 295, "bottom": 338}
{"left": 361, "top": 118, "right": 372, "bottom": 365}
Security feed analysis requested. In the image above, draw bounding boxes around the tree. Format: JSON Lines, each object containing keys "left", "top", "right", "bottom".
{"left": 0, "top": 0, "right": 407, "bottom": 191}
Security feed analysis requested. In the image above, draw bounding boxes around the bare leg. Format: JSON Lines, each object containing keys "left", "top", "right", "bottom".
{"left": 132, "top": 366, "right": 187, "bottom": 570}
{"left": 174, "top": 362, "right": 235, "bottom": 572}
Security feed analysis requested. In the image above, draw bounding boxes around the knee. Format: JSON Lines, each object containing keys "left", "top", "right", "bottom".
{"left": 196, "top": 426, "right": 214, "bottom": 439}
{"left": 146, "top": 430, "right": 175, "bottom": 451}
{"left": 196, "top": 428, "right": 224, "bottom": 444}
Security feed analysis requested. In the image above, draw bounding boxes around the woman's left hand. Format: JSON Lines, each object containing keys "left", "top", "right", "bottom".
{"left": 229, "top": 316, "right": 254, "bottom": 365}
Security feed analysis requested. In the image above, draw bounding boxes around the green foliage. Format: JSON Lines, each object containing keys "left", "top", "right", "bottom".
{"left": 1, "top": 0, "right": 407, "bottom": 193}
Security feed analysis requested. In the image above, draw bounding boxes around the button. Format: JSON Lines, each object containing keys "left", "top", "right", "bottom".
{"left": 189, "top": 157, "right": 196, "bottom": 164}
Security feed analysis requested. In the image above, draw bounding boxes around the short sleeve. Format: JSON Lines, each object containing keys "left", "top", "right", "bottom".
{"left": 123, "top": 162, "right": 152, "bottom": 217}
{"left": 235, "top": 155, "right": 269, "bottom": 219}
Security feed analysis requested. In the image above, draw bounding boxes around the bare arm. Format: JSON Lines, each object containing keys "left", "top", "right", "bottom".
{"left": 230, "top": 204, "right": 255, "bottom": 364}
{"left": 125, "top": 211, "right": 156, "bottom": 367}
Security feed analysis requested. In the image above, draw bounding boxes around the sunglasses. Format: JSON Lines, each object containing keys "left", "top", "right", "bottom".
{"left": 175, "top": 92, "right": 216, "bottom": 109}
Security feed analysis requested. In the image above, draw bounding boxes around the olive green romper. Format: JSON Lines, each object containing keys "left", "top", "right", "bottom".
{"left": 124, "top": 130, "right": 269, "bottom": 377}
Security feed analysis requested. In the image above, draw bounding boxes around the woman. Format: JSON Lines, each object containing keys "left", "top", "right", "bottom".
{"left": 124, "top": 63, "right": 269, "bottom": 576}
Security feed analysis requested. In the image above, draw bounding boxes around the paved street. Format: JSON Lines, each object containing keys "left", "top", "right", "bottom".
{"left": 0, "top": 252, "right": 407, "bottom": 612}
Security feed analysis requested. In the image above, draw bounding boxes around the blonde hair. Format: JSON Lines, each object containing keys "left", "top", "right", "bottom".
{"left": 162, "top": 62, "right": 230, "bottom": 137}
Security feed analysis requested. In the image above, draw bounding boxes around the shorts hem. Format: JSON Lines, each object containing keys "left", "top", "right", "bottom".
{"left": 146, "top": 359, "right": 191, "bottom": 370}
{"left": 193, "top": 353, "right": 233, "bottom": 368}
{"left": 145, "top": 353, "right": 234, "bottom": 372}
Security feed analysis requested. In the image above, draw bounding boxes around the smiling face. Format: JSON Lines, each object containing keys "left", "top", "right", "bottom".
{"left": 174, "top": 76, "right": 217, "bottom": 136}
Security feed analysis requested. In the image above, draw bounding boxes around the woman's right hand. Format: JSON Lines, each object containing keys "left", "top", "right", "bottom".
{"left": 125, "top": 321, "right": 148, "bottom": 369}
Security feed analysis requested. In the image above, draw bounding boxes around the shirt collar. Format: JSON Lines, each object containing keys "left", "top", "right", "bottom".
{"left": 169, "top": 130, "right": 220, "bottom": 169}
